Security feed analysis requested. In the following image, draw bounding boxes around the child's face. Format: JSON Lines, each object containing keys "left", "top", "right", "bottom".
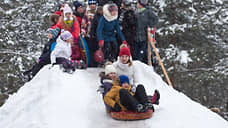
{"left": 65, "top": 38, "right": 73, "bottom": 44}
{"left": 120, "top": 55, "right": 129, "bottom": 64}
{"left": 65, "top": 13, "right": 71, "bottom": 19}
{"left": 121, "top": 83, "right": 130, "bottom": 89}
{"left": 108, "top": 72, "right": 117, "bottom": 80}
{"left": 89, "top": 4, "right": 96, "bottom": 10}
{"left": 77, "top": 6, "right": 84, "bottom": 13}
{"left": 110, "top": 11, "right": 117, "bottom": 16}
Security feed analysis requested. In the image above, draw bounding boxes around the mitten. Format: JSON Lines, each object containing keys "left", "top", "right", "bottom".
{"left": 99, "top": 40, "right": 104, "bottom": 48}
{"left": 122, "top": 40, "right": 127, "bottom": 45}
{"left": 112, "top": 103, "right": 121, "bottom": 112}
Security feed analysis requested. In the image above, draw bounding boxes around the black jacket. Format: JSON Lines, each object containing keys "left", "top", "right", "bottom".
{"left": 135, "top": 7, "right": 158, "bottom": 42}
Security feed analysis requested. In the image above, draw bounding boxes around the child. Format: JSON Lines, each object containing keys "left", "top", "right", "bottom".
{"left": 113, "top": 45, "right": 160, "bottom": 105}
{"left": 97, "top": 3, "right": 126, "bottom": 62}
{"left": 73, "top": 1, "right": 85, "bottom": 27}
{"left": 104, "top": 75, "right": 156, "bottom": 112}
{"left": 22, "top": 28, "right": 60, "bottom": 81}
{"left": 98, "top": 64, "right": 118, "bottom": 111}
{"left": 51, "top": 30, "right": 75, "bottom": 73}
{"left": 113, "top": 45, "right": 135, "bottom": 85}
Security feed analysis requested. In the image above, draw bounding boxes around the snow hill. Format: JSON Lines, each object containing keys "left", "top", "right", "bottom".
{"left": 0, "top": 61, "right": 227, "bottom": 128}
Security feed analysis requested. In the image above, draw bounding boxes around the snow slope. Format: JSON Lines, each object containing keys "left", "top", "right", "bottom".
{"left": 0, "top": 61, "right": 227, "bottom": 128}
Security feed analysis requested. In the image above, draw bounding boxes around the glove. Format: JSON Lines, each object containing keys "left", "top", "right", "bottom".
{"left": 131, "top": 85, "right": 136, "bottom": 93}
{"left": 99, "top": 40, "right": 104, "bottom": 48}
{"left": 112, "top": 103, "right": 121, "bottom": 112}
{"left": 122, "top": 40, "right": 127, "bottom": 45}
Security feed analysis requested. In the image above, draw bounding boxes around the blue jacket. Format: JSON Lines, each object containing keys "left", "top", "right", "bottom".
{"left": 97, "top": 16, "right": 125, "bottom": 42}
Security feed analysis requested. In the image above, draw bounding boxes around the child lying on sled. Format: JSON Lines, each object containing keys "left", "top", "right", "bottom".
{"left": 104, "top": 75, "right": 159, "bottom": 113}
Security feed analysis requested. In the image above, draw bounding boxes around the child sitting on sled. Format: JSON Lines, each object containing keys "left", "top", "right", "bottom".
{"left": 98, "top": 63, "right": 118, "bottom": 111}
{"left": 50, "top": 30, "right": 75, "bottom": 73}
{"left": 104, "top": 75, "right": 159, "bottom": 113}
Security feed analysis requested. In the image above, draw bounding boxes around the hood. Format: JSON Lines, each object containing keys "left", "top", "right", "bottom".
{"left": 103, "top": 4, "right": 118, "bottom": 22}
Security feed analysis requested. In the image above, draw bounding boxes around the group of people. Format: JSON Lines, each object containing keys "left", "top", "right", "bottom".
{"left": 22, "top": 0, "right": 160, "bottom": 113}
{"left": 23, "top": 0, "right": 158, "bottom": 80}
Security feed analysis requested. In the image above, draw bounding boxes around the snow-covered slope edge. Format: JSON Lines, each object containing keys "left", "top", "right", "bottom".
{"left": 0, "top": 61, "right": 227, "bottom": 128}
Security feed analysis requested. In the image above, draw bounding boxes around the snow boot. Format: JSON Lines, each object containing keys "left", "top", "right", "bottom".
{"left": 145, "top": 103, "right": 154, "bottom": 112}
{"left": 151, "top": 89, "right": 160, "bottom": 105}
{"left": 22, "top": 71, "right": 33, "bottom": 82}
{"left": 59, "top": 64, "right": 75, "bottom": 74}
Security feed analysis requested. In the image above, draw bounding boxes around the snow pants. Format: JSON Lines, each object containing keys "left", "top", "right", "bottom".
{"left": 102, "top": 40, "right": 118, "bottom": 62}
{"left": 134, "top": 41, "right": 147, "bottom": 64}
{"left": 55, "top": 57, "right": 75, "bottom": 71}
{"left": 119, "top": 84, "right": 148, "bottom": 111}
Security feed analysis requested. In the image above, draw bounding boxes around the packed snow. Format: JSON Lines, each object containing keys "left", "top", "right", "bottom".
{"left": 0, "top": 61, "right": 227, "bottom": 128}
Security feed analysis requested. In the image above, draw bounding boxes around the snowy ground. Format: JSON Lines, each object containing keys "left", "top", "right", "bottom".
{"left": 0, "top": 61, "right": 227, "bottom": 128}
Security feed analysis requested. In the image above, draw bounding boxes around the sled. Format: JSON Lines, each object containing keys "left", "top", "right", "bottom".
{"left": 78, "top": 36, "right": 90, "bottom": 66}
{"left": 108, "top": 110, "right": 153, "bottom": 121}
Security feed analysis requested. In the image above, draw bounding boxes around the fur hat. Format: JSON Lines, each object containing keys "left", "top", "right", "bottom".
{"left": 119, "top": 46, "right": 131, "bottom": 57}
{"left": 103, "top": 4, "right": 118, "bottom": 22}
{"left": 138, "top": 0, "right": 148, "bottom": 7}
{"left": 73, "top": 1, "right": 82, "bottom": 11}
{"left": 60, "top": 30, "right": 72, "bottom": 41}
{"left": 88, "top": 0, "right": 97, "bottom": 5}
{"left": 119, "top": 75, "right": 130, "bottom": 85}
{"left": 105, "top": 64, "right": 116, "bottom": 75}
{"left": 63, "top": 4, "right": 73, "bottom": 21}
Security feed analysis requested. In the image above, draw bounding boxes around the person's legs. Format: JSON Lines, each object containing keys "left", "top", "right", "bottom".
{"left": 134, "top": 41, "right": 147, "bottom": 64}
{"left": 103, "top": 41, "right": 112, "bottom": 62}
{"left": 134, "top": 84, "right": 148, "bottom": 104}
{"left": 119, "top": 89, "right": 138, "bottom": 111}
{"left": 110, "top": 40, "right": 118, "bottom": 62}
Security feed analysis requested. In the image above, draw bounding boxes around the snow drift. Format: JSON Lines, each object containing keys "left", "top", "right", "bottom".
{"left": 0, "top": 61, "right": 227, "bottom": 128}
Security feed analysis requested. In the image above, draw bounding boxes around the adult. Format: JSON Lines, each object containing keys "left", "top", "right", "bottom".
{"left": 134, "top": 0, "right": 158, "bottom": 64}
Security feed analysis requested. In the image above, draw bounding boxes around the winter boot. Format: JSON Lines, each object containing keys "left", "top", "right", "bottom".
{"left": 151, "top": 90, "right": 160, "bottom": 105}
{"left": 136, "top": 103, "right": 144, "bottom": 113}
{"left": 145, "top": 103, "right": 154, "bottom": 112}
{"left": 22, "top": 71, "right": 33, "bottom": 82}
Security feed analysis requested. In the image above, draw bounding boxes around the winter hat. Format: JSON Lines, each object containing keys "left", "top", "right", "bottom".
{"left": 63, "top": 4, "right": 73, "bottom": 21}
{"left": 108, "top": 3, "right": 118, "bottom": 12}
{"left": 88, "top": 0, "right": 97, "bottom": 5}
{"left": 138, "top": 0, "right": 148, "bottom": 7}
{"left": 73, "top": 1, "right": 82, "bottom": 11}
{"left": 105, "top": 65, "right": 116, "bottom": 75}
{"left": 60, "top": 30, "right": 73, "bottom": 41}
{"left": 119, "top": 75, "right": 130, "bottom": 85}
{"left": 48, "top": 28, "right": 60, "bottom": 39}
{"left": 119, "top": 46, "right": 131, "bottom": 57}
{"left": 122, "top": 0, "right": 132, "bottom": 7}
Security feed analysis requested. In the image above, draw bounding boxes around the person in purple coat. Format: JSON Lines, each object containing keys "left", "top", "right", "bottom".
{"left": 98, "top": 64, "right": 117, "bottom": 111}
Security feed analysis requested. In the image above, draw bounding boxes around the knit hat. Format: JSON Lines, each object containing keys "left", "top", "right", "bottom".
{"left": 60, "top": 30, "right": 72, "bottom": 41}
{"left": 105, "top": 65, "right": 116, "bottom": 75}
{"left": 119, "top": 75, "right": 130, "bottom": 85}
{"left": 63, "top": 4, "right": 73, "bottom": 21}
{"left": 48, "top": 28, "right": 60, "bottom": 39}
{"left": 138, "top": 0, "right": 148, "bottom": 7}
{"left": 108, "top": 3, "right": 118, "bottom": 12}
{"left": 88, "top": 0, "right": 97, "bottom": 5}
{"left": 119, "top": 46, "right": 131, "bottom": 57}
{"left": 122, "top": 0, "right": 132, "bottom": 7}
{"left": 73, "top": 1, "right": 82, "bottom": 11}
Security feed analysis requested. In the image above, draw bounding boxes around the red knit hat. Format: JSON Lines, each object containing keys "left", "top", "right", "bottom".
{"left": 119, "top": 47, "right": 130, "bottom": 57}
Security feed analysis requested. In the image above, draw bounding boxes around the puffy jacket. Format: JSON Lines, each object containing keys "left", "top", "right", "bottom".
{"left": 51, "top": 37, "right": 72, "bottom": 64}
{"left": 97, "top": 4, "right": 125, "bottom": 42}
{"left": 104, "top": 79, "right": 133, "bottom": 111}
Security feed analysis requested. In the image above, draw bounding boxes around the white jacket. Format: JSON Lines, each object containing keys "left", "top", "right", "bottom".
{"left": 112, "top": 57, "right": 135, "bottom": 85}
{"left": 50, "top": 37, "right": 72, "bottom": 64}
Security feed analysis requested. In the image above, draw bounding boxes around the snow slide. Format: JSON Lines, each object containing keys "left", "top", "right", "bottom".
{"left": 0, "top": 61, "right": 227, "bottom": 128}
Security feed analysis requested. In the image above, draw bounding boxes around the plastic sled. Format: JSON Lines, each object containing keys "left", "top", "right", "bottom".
{"left": 108, "top": 110, "right": 153, "bottom": 121}
{"left": 78, "top": 36, "right": 90, "bottom": 66}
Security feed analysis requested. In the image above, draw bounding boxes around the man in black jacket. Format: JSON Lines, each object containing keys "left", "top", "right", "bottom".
{"left": 134, "top": 0, "right": 158, "bottom": 64}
